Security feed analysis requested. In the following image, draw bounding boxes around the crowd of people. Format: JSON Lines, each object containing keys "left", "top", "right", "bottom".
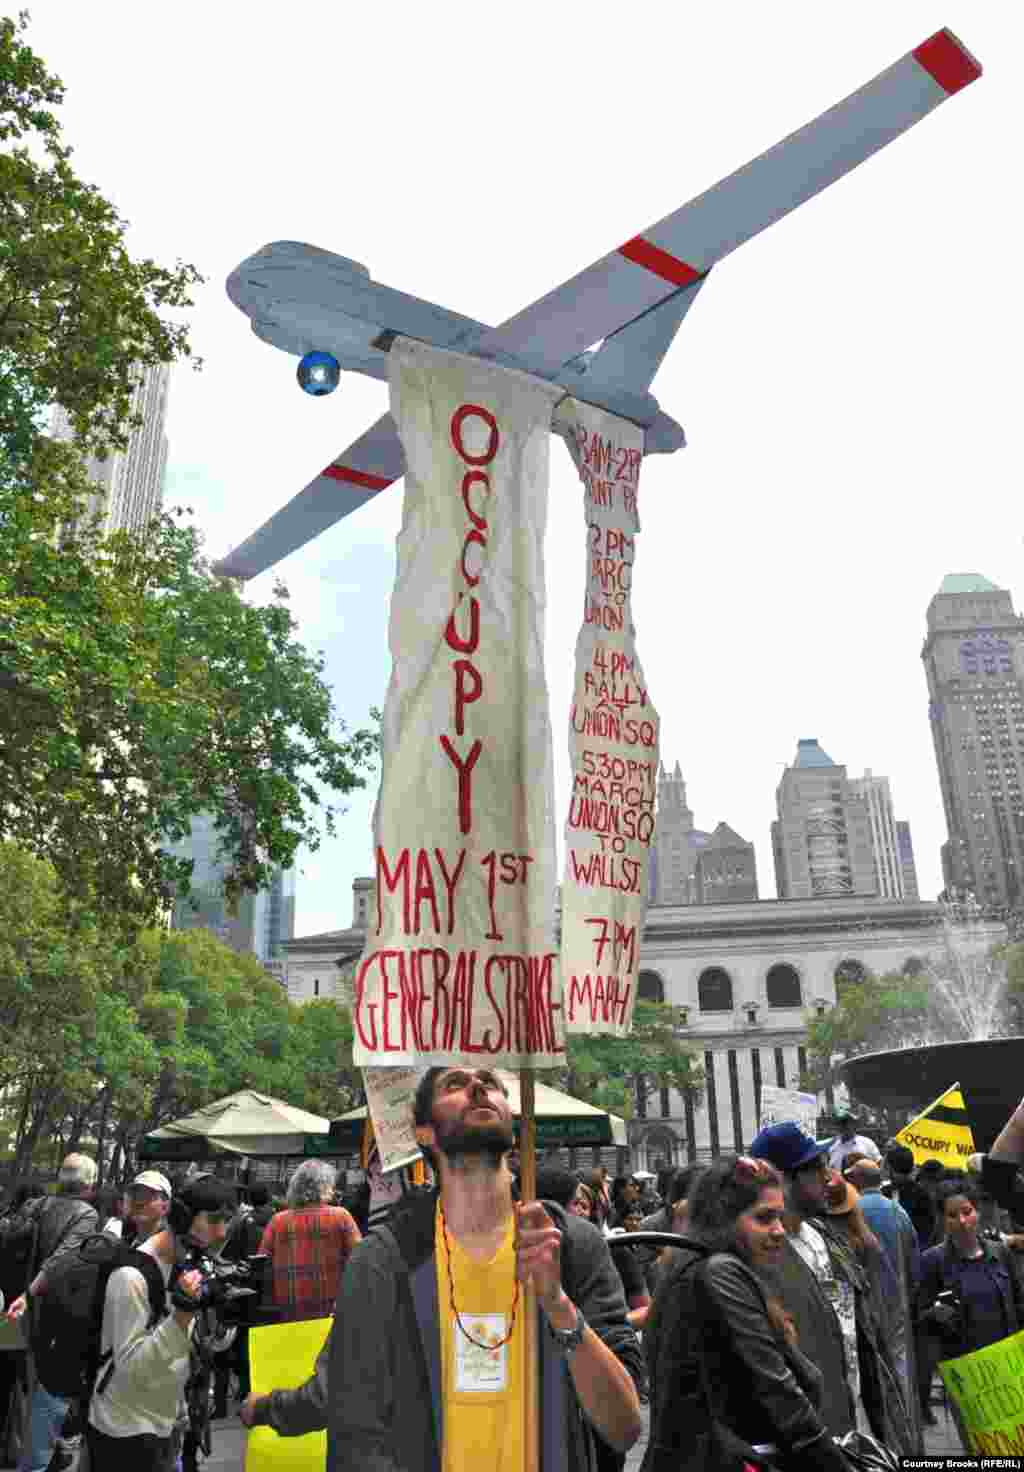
{"left": 5, "top": 1084, "right": 1024, "bottom": 1470}
{"left": 0, "top": 1156, "right": 363, "bottom": 1470}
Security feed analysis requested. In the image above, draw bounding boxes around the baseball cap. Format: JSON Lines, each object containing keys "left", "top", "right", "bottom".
{"left": 129, "top": 1170, "right": 172, "bottom": 1197}
{"left": 750, "top": 1121, "right": 830, "bottom": 1174}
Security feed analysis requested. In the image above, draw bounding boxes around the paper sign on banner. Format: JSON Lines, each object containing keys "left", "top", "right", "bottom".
{"left": 758, "top": 1084, "right": 818, "bottom": 1138}
{"left": 362, "top": 1066, "right": 425, "bottom": 1174}
{"left": 555, "top": 401, "right": 659, "bottom": 1038}
{"left": 245, "top": 1318, "right": 331, "bottom": 1471}
{"left": 938, "top": 1327, "right": 1024, "bottom": 1455}
{"left": 353, "top": 340, "right": 565, "bottom": 1069}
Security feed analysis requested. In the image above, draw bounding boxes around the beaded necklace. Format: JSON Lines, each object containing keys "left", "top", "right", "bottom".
{"left": 439, "top": 1200, "right": 520, "bottom": 1350}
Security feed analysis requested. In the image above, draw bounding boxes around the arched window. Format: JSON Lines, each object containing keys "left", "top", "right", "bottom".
{"left": 698, "top": 967, "right": 733, "bottom": 1012}
{"left": 637, "top": 970, "right": 665, "bottom": 1003}
{"left": 834, "top": 958, "right": 869, "bottom": 998}
{"left": 765, "top": 963, "right": 802, "bottom": 1008}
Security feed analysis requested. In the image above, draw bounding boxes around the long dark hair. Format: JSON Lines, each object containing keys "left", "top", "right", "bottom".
{"left": 687, "top": 1155, "right": 794, "bottom": 1346}
{"left": 687, "top": 1155, "right": 783, "bottom": 1255}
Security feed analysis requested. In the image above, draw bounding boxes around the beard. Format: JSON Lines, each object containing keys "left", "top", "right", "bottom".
{"left": 434, "top": 1112, "right": 515, "bottom": 1166}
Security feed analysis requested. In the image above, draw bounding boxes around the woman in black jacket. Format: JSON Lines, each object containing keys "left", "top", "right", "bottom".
{"left": 642, "top": 1156, "right": 847, "bottom": 1472}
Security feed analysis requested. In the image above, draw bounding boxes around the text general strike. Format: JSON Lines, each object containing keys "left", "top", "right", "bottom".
{"left": 354, "top": 947, "right": 564, "bottom": 1058}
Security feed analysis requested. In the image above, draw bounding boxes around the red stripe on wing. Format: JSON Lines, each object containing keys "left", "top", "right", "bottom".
{"left": 913, "top": 29, "right": 982, "bottom": 95}
{"left": 618, "top": 237, "right": 702, "bottom": 288}
{"left": 323, "top": 464, "right": 393, "bottom": 491}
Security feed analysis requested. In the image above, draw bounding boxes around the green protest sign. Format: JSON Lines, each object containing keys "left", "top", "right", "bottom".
{"left": 939, "top": 1327, "right": 1024, "bottom": 1455}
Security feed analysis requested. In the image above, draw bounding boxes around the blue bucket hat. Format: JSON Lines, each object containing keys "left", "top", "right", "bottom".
{"left": 750, "top": 1120, "right": 829, "bottom": 1174}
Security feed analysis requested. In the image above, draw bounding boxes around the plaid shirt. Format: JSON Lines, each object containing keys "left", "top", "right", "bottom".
{"left": 259, "top": 1205, "right": 362, "bottom": 1321}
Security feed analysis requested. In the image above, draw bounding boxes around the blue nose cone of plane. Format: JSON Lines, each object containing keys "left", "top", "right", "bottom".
{"left": 297, "top": 351, "right": 341, "bottom": 396}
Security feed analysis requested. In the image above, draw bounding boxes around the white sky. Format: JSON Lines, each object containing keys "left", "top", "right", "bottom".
{"left": 24, "top": 4, "right": 1021, "bottom": 935}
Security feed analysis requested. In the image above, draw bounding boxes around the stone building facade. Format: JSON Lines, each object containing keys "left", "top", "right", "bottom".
{"left": 281, "top": 882, "right": 1000, "bottom": 1166}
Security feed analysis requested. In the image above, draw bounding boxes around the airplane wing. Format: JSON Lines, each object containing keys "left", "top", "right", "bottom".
{"left": 215, "top": 415, "right": 403, "bottom": 580}
{"left": 216, "top": 28, "right": 979, "bottom": 580}
{"left": 471, "top": 29, "right": 980, "bottom": 377}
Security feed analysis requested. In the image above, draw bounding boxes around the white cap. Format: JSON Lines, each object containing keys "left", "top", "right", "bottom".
{"left": 130, "top": 1170, "right": 172, "bottom": 1197}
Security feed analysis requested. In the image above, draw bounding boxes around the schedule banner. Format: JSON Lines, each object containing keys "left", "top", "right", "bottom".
{"left": 556, "top": 401, "right": 659, "bottom": 1037}
{"left": 353, "top": 340, "right": 565, "bottom": 1069}
{"left": 362, "top": 1066, "right": 424, "bottom": 1174}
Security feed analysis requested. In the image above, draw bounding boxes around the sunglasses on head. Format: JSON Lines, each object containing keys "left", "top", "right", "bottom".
{"left": 733, "top": 1156, "right": 774, "bottom": 1184}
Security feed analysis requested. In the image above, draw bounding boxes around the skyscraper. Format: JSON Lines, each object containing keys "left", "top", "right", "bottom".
{"left": 772, "top": 739, "right": 876, "bottom": 899}
{"left": 166, "top": 813, "right": 295, "bottom": 964}
{"left": 694, "top": 823, "right": 759, "bottom": 903}
{"left": 922, "top": 573, "right": 1024, "bottom": 908}
{"left": 648, "top": 760, "right": 756, "bottom": 905}
{"left": 849, "top": 770, "right": 914, "bottom": 900}
{"left": 896, "top": 821, "right": 920, "bottom": 901}
{"left": 50, "top": 361, "right": 170, "bottom": 537}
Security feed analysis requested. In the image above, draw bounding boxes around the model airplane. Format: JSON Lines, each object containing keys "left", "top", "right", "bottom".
{"left": 216, "top": 29, "right": 980, "bottom": 581}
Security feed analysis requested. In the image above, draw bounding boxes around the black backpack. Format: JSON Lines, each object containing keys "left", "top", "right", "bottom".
{"left": 0, "top": 1195, "right": 91, "bottom": 1307}
{"left": 30, "top": 1233, "right": 167, "bottom": 1400}
{"left": 0, "top": 1201, "right": 43, "bottom": 1306}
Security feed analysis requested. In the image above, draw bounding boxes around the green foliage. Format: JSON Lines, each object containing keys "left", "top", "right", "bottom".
{"left": 0, "top": 12, "right": 201, "bottom": 461}
{"left": 558, "top": 1001, "right": 705, "bottom": 1119}
{"left": 0, "top": 489, "right": 378, "bottom": 922}
{"left": 0, "top": 15, "right": 378, "bottom": 923}
{"left": 0, "top": 843, "right": 360, "bottom": 1180}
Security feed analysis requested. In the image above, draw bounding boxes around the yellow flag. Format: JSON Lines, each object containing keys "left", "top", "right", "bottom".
{"left": 894, "top": 1081, "right": 975, "bottom": 1170}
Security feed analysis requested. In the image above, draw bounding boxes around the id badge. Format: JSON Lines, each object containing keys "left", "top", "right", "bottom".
{"left": 454, "top": 1314, "right": 508, "bottom": 1392}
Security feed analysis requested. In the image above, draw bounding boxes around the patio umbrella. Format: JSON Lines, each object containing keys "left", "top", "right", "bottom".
{"left": 139, "top": 1090, "right": 329, "bottom": 1161}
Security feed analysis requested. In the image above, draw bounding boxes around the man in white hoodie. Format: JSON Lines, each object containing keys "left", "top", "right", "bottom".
{"left": 85, "top": 1175, "right": 232, "bottom": 1471}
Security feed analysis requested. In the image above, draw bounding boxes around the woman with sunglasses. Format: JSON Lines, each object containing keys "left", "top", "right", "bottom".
{"left": 642, "top": 1156, "right": 847, "bottom": 1472}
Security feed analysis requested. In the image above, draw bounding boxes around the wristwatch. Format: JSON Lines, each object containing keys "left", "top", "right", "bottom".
{"left": 548, "top": 1304, "right": 587, "bottom": 1357}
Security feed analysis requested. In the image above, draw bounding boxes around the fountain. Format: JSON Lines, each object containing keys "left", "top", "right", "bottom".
{"left": 840, "top": 905, "right": 1024, "bottom": 1150}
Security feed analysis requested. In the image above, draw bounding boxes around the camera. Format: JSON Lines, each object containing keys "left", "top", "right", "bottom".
{"left": 171, "top": 1250, "right": 272, "bottom": 1326}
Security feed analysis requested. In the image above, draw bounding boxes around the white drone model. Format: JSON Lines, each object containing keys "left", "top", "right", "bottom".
{"left": 216, "top": 29, "right": 980, "bottom": 581}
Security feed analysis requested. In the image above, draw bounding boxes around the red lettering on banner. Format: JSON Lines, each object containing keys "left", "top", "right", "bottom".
{"left": 440, "top": 736, "right": 483, "bottom": 835}
{"left": 353, "top": 946, "right": 564, "bottom": 1059}
{"left": 376, "top": 848, "right": 411, "bottom": 936}
{"left": 439, "top": 402, "right": 501, "bottom": 836}
{"left": 434, "top": 847, "right": 466, "bottom": 935}
{"left": 453, "top": 659, "right": 482, "bottom": 735}
{"left": 460, "top": 529, "right": 486, "bottom": 588}
{"left": 376, "top": 847, "right": 469, "bottom": 937}
{"left": 445, "top": 594, "right": 480, "bottom": 654}
{"left": 567, "top": 973, "right": 633, "bottom": 1028}
{"left": 413, "top": 851, "right": 441, "bottom": 935}
{"left": 450, "top": 404, "right": 499, "bottom": 467}
{"left": 461, "top": 471, "right": 489, "bottom": 529}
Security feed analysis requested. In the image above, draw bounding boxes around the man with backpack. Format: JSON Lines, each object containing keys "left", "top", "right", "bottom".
{"left": 79, "top": 1175, "right": 232, "bottom": 1470}
{"left": 3, "top": 1154, "right": 98, "bottom": 1472}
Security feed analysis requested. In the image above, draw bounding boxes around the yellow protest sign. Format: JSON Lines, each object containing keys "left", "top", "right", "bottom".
{"left": 894, "top": 1082, "right": 974, "bottom": 1171}
{"left": 939, "top": 1327, "right": 1024, "bottom": 1455}
{"left": 245, "top": 1317, "right": 331, "bottom": 1472}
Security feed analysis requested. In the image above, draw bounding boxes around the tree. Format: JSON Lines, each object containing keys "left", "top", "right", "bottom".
{"left": 559, "top": 1001, "right": 705, "bottom": 1122}
{"left": 1, "top": 490, "right": 379, "bottom": 921}
{"left": 0, "top": 15, "right": 378, "bottom": 921}
{"left": 0, "top": 861, "right": 362, "bottom": 1181}
{"left": 1, "top": 12, "right": 201, "bottom": 461}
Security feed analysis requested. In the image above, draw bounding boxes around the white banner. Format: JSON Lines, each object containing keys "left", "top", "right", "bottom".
{"left": 556, "top": 401, "right": 659, "bottom": 1037}
{"left": 759, "top": 1084, "right": 818, "bottom": 1138}
{"left": 362, "top": 1066, "right": 425, "bottom": 1175}
{"left": 353, "top": 340, "right": 565, "bottom": 1068}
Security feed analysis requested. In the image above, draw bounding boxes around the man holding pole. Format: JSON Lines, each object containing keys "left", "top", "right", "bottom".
{"left": 325, "top": 1064, "right": 643, "bottom": 1471}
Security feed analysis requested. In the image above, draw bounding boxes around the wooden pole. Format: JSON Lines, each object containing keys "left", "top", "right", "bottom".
{"left": 519, "top": 1066, "right": 539, "bottom": 1472}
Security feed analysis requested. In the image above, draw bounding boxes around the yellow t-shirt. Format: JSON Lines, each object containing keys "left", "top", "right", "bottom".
{"left": 435, "top": 1206, "right": 525, "bottom": 1472}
